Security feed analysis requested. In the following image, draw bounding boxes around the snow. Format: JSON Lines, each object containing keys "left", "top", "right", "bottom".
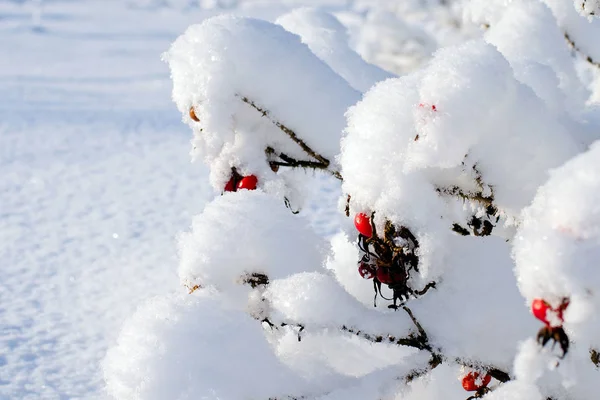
{"left": 276, "top": 8, "right": 395, "bottom": 92}
{"left": 0, "top": 3, "right": 219, "bottom": 393}
{"left": 103, "top": 291, "right": 308, "bottom": 400}
{"left": 4, "top": 0, "right": 600, "bottom": 399}
{"left": 0, "top": 1, "right": 349, "bottom": 398}
{"left": 178, "top": 191, "right": 326, "bottom": 298}
{"left": 164, "top": 14, "right": 361, "bottom": 190}
{"left": 514, "top": 142, "right": 600, "bottom": 350}
{"left": 576, "top": 0, "right": 600, "bottom": 18}
{"left": 483, "top": 0, "right": 589, "bottom": 115}
{"left": 1, "top": 114, "right": 208, "bottom": 399}
{"left": 341, "top": 39, "right": 583, "bottom": 286}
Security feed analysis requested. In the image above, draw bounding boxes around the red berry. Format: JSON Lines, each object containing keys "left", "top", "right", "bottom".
{"left": 358, "top": 263, "right": 376, "bottom": 280}
{"left": 376, "top": 268, "right": 392, "bottom": 284}
{"left": 376, "top": 268, "right": 406, "bottom": 285}
{"left": 462, "top": 372, "right": 491, "bottom": 392}
{"left": 532, "top": 298, "right": 569, "bottom": 326}
{"left": 224, "top": 177, "right": 236, "bottom": 192}
{"left": 531, "top": 298, "right": 552, "bottom": 325}
{"left": 237, "top": 175, "right": 258, "bottom": 190}
{"left": 354, "top": 213, "right": 373, "bottom": 237}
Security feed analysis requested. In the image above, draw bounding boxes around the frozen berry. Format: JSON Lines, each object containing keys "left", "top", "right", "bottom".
{"left": 376, "top": 268, "right": 392, "bottom": 284}
{"left": 224, "top": 177, "right": 236, "bottom": 192}
{"left": 237, "top": 175, "right": 258, "bottom": 190}
{"left": 358, "top": 263, "right": 376, "bottom": 279}
{"left": 532, "top": 298, "right": 569, "bottom": 326}
{"left": 531, "top": 298, "right": 552, "bottom": 325}
{"left": 354, "top": 213, "right": 373, "bottom": 237}
{"left": 462, "top": 372, "right": 491, "bottom": 392}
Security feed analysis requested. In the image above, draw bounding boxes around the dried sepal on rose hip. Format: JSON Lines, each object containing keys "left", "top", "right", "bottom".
{"left": 189, "top": 106, "right": 200, "bottom": 122}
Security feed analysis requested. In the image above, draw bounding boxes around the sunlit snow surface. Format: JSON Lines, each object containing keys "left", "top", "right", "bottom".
{"left": 0, "top": 1, "right": 345, "bottom": 398}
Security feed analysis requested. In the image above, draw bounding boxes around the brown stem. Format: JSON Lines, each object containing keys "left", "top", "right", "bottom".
{"left": 591, "top": 348, "right": 600, "bottom": 367}
{"left": 565, "top": 32, "right": 600, "bottom": 69}
{"left": 456, "top": 358, "right": 512, "bottom": 383}
{"left": 402, "top": 306, "right": 428, "bottom": 341}
{"left": 241, "top": 96, "right": 343, "bottom": 180}
{"left": 404, "top": 354, "right": 444, "bottom": 383}
{"left": 435, "top": 186, "right": 494, "bottom": 208}
{"left": 341, "top": 325, "right": 427, "bottom": 350}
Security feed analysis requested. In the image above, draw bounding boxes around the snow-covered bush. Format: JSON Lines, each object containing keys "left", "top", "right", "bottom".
{"left": 105, "top": 1, "right": 600, "bottom": 399}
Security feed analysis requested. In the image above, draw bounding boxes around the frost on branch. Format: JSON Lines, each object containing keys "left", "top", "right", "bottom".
{"left": 163, "top": 15, "right": 360, "bottom": 197}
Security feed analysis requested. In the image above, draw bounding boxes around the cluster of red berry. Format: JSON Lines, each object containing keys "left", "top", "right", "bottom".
{"left": 531, "top": 298, "right": 570, "bottom": 357}
{"left": 357, "top": 255, "right": 405, "bottom": 285}
{"left": 352, "top": 212, "right": 431, "bottom": 309}
{"left": 354, "top": 213, "right": 406, "bottom": 285}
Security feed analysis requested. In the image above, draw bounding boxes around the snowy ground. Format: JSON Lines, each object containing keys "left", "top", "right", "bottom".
{"left": 0, "top": 1, "right": 345, "bottom": 398}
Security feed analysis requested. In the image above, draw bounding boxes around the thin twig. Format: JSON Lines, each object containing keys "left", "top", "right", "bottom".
{"left": 435, "top": 186, "right": 494, "bottom": 208}
{"left": 404, "top": 354, "right": 444, "bottom": 383}
{"left": 402, "top": 306, "right": 428, "bottom": 340}
{"left": 241, "top": 96, "right": 343, "bottom": 180}
{"left": 456, "top": 358, "right": 512, "bottom": 383}
{"left": 565, "top": 32, "right": 600, "bottom": 69}
{"left": 341, "top": 325, "right": 427, "bottom": 350}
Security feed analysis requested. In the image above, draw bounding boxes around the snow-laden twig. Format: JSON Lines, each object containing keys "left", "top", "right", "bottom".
{"left": 241, "top": 96, "right": 343, "bottom": 180}
{"left": 259, "top": 291, "right": 512, "bottom": 390}
{"left": 564, "top": 32, "right": 600, "bottom": 69}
